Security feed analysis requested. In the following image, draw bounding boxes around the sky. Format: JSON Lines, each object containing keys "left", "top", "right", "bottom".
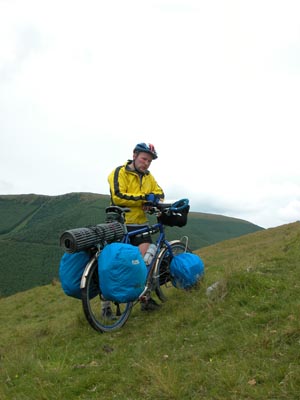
{"left": 1, "top": 0, "right": 300, "bottom": 229}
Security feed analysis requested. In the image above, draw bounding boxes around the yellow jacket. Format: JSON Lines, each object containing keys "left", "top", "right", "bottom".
{"left": 108, "top": 161, "right": 165, "bottom": 225}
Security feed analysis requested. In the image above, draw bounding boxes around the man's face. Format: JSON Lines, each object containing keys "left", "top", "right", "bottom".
{"left": 133, "top": 152, "right": 153, "bottom": 172}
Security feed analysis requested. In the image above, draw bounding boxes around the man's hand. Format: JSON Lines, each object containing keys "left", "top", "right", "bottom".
{"left": 145, "top": 193, "right": 159, "bottom": 204}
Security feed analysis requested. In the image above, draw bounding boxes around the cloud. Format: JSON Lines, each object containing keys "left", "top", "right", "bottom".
{"left": 0, "top": 180, "right": 15, "bottom": 193}
{"left": 279, "top": 200, "right": 300, "bottom": 223}
{"left": 1, "top": 0, "right": 300, "bottom": 229}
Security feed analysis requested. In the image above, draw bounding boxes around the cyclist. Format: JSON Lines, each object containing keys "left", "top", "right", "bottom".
{"left": 104, "top": 142, "right": 165, "bottom": 314}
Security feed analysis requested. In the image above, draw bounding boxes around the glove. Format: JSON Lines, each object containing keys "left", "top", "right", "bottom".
{"left": 145, "top": 193, "right": 159, "bottom": 204}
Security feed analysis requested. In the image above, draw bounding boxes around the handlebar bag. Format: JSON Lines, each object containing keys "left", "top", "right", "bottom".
{"left": 170, "top": 252, "right": 205, "bottom": 289}
{"left": 158, "top": 204, "right": 190, "bottom": 227}
{"left": 98, "top": 242, "right": 147, "bottom": 303}
{"left": 59, "top": 251, "right": 98, "bottom": 299}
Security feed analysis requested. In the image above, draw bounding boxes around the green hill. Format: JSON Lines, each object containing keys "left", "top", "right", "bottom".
{"left": 0, "top": 222, "right": 299, "bottom": 399}
{"left": 0, "top": 192, "right": 263, "bottom": 297}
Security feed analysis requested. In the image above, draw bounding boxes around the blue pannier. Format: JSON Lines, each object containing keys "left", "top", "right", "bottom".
{"left": 59, "top": 251, "right": 97, "bottom": 299}
{"left": 98, "top": 242, "right": 147, "bottom": 303}
{"left": 170, "top": 252, "right": 205, "bottom": 289}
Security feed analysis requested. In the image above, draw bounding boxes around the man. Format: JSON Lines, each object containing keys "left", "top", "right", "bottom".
{"left": 104, "top": 142, "right": 165, "bottom": 313}
{"left": 108, "top": 142, "right": 164, "bottom": 253}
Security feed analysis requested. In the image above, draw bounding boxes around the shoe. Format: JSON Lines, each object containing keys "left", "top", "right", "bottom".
{"left": 101, "top": 307, "right": 117, "bottom": 320}
{"left": 141, "top": 297, "right": 161, "bottom": 312}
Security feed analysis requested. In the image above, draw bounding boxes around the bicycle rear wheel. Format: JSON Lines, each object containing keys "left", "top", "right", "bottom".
{"left": 155, "top": 240, "right": 191, "bottom": 302}
{"left": 81, "top": 256, "right": 133, "bottom": 333}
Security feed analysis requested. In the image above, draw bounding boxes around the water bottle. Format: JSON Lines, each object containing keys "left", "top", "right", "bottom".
{"left": 143, "top": 244, "right": 157, "bottom": 265}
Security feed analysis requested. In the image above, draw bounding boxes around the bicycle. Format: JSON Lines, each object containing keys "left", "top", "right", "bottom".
{"left": 80, "top": 199, "right": 191, "bottom": 333}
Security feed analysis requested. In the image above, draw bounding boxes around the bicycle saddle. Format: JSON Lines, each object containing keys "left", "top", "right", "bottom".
{"left": 105, "top": 206, "right": 131, "bottom": 214}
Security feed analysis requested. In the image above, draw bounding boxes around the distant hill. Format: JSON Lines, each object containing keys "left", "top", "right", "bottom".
{"left": 0, "top": 192, "right": 263, "bottom": 297}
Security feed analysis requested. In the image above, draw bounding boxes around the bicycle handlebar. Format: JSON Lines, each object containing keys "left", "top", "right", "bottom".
{"left": 106, "top": 198, "right": 189, "bottom": 214}
{"left": 105, "top": 199, "right": 190, "bottom": 221}
{"left": 154, "top": 198, "right": 189, "bottom": 213}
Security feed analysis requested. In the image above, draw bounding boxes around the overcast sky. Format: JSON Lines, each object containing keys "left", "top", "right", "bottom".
{"left": 1, "top": 0, "right": 300, "bottom": 229}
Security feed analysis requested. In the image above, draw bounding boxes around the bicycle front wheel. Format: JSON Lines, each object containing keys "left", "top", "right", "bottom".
{"left": 81, "top": 256, "right": 133, "bottom": 333}
{"left": 155, "top": 240, "right": 191, "bottom": 302}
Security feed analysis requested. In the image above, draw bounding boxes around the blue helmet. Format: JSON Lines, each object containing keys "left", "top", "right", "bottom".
{"left": 133, "top": 143, "right": 158, "bottom": 159}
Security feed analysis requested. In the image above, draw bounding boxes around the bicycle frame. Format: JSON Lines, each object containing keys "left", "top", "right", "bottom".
{"left": 122, "top": 221, "right": 174, "bottom": 300}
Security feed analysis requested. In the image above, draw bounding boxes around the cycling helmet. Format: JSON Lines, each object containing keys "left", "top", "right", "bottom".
{"left": 133, "top": 142, "right": 158, "bottom": 159}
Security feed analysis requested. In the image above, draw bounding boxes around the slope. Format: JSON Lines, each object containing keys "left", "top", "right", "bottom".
{"left": 0, "top": 222, "right": 299, "bottom": 399}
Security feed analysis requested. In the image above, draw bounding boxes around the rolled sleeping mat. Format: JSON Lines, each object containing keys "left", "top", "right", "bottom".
{"left": 60, "top": 221, "right": 125, "bottom": 253}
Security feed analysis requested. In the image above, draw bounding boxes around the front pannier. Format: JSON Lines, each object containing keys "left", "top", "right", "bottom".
{"left": 170, "top": 252, "right": 205, "bottom": 289}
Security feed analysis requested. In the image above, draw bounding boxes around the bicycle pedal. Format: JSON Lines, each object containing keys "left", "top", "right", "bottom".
{"left": 139, "top": 295, "right": 148, "bottom": 303}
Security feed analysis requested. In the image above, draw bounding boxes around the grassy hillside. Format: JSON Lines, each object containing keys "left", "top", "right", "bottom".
{"left": 182, "top": 211, "right": 263, "bottom": 249}
{"left": 0, "top": 193, "right": 263, "bottom": 297}
{"left": 0, "top": 222, "right": 299, "bottom": 399}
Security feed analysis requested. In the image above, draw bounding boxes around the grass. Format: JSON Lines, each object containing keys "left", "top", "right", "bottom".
{"left": 1, "top": 222, "right": 300, "bottom": 399}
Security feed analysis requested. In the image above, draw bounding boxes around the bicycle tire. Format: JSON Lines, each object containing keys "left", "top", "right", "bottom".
{"left": 81, "top": 256, "right": 133, "bottom": 333}
{"left": 155, "top": 240, "right": 191, "bottom": 302}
